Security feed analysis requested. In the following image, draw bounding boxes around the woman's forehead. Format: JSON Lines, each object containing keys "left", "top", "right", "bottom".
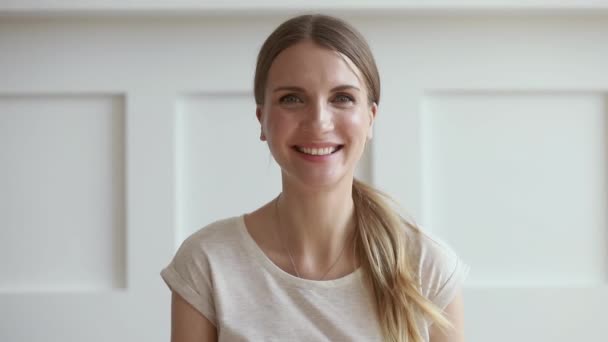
{"left": 266, "top": 41, "right": 364, "bottom": 90}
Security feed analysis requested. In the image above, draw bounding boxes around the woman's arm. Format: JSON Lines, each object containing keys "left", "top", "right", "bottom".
{"left": 170, "top": 291, "right": 218, "bottom": 342}
{"left": 429, "top": 290, "right": 465, "bottom": 342}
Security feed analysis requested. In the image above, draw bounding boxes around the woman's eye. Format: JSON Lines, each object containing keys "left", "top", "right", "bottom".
{"left": 334, "top": 94, "right": 355, "bottom": 104}
{"left": 279, "top": 94, "right": 302, "bottom": 104}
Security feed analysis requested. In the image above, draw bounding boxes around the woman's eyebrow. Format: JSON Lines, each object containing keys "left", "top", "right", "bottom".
{"left": 273, "top": 86, "right": 305, "bottom": 93}
{"left": 272, "top": 85, "right": 360, "bottom": 92}
{"left": 331, "top": 85, "right": 360, "bottom": 92}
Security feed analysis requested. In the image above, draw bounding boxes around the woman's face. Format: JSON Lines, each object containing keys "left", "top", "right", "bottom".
{"left": 257, "top": 40, "right": 377, "bottom": 189}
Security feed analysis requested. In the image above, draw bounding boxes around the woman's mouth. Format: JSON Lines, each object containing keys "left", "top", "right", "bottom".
{"left": 293, "top": 145, "right": 344, "bottom": 156}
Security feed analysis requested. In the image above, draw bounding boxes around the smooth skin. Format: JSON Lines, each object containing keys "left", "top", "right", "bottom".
{"left": 170, "top": 292, "right": 217, "bottom": 341}
{"left": 430, "top": 291, "right": 466, "bottom": 342}
{"left": 254, "top": 39, "right": 375, "bottom": 276}
{"left": 168, "top": 40, "right": 465, "bottom": 341}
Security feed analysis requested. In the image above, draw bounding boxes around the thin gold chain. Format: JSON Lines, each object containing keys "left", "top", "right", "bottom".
{"left": 274, "top": 194, "right": 354, "bottom": 281}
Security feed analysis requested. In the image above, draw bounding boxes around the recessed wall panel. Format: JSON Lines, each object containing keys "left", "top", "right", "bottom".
{"left": 421, "top": 92, "right": 607, "bottom": 286}
{"left": 0, "top": 94, "right": 126, "bottom": 292}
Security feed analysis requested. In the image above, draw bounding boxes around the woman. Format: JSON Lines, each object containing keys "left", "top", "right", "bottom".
{"left": 161, "top": 14, "right": 469, "bottom": 342}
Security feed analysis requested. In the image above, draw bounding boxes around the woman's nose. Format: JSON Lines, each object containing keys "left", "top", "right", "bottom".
{"left": 302, "top": 101, "right": 334, "bottom": 132}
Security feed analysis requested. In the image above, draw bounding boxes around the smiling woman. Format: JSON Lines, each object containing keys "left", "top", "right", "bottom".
{"left": 257, "top": 39, "right": 374, "bottom": 188}
{"left": 161, "top": 14, "right": 469, "bottom": 342}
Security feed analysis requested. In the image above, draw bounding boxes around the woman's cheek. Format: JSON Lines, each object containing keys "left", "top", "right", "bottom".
{"left": 266, "top": 114, "right": 294, "bottom": 145}
{"left": 341, "top": 110, "right": 369, "bottom": 133}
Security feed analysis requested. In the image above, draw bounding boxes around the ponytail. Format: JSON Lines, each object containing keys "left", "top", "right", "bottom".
{"left": 352, "top": 178, "right": 453, "bottom": 342}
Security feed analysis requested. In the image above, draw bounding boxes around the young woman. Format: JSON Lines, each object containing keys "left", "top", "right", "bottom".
{"left": 161, "top": 14, "right": 469, "bottom": 342}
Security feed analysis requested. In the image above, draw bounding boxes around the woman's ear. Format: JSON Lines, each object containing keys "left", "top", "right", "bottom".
{"left": 256, "top": 106, "right": 266, "bottom": 141}
{"left": 367, "top": 102, "right": 378, "bottom": 140}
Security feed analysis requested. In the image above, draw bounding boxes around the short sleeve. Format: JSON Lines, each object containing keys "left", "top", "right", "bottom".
{"left": 160, "top": 238, "right": 217, "bottom": 325}
{"left": 417, "top": 232, "right": 470, "bottom": 310}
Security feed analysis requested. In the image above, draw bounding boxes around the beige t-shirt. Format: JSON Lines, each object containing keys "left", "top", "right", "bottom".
{"left": 160, "top": 215, "right": 469, "bottom": 341}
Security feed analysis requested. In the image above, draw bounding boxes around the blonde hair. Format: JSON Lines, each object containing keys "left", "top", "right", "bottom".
{"left": 254, "top": 14, "right": 453, "bottom": 341}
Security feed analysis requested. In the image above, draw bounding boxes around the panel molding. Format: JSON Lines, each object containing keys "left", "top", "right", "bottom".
{"left": 420, "top": 90, "right": 607, "bottom": 286}
{"left": 0, "top": 93, "right": 126, "bottom": 292}
{"left": 2, "top": 0, "right": 608, "bottom": 15}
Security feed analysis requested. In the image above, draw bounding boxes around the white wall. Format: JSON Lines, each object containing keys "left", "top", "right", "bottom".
{"left": 1, "top": 4, "right": 607, "bottom": 342}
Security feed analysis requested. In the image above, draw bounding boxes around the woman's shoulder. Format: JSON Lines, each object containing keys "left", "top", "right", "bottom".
{"left": 405, "top": 223, "right": 470, "bottom": 308}
{"left": 178, "top": 215, "right": 245, "bottom": 256}
{"left": 407, "top": 226, "right": 459, "bottom": 267}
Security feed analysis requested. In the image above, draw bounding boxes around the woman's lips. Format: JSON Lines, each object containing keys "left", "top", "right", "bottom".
{"left": 294, "top": 145, "right": 342, "bottom": 155}
{"left": 292, "top": 145, "right": 344, "bottom": 160}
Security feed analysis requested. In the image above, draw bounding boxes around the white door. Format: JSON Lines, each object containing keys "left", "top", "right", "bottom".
{"left": 0, "top": 9, "right": 606, "bottom": 342}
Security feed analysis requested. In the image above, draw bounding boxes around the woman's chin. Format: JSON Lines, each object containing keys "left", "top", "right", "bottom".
{"left": 287, "top": 171, "right": 352, "bottom": 191}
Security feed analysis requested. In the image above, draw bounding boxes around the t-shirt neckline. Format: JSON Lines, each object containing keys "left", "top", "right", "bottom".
{"left": 237, "top": 214, "right": 363, "bottom": 289}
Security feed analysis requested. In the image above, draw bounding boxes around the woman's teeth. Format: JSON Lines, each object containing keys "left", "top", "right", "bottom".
{"left": 296, "top": 146, "right": 338, "bottom": 156}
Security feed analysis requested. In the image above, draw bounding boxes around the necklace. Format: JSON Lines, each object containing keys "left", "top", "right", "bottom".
{"left": 274, "top": 194, "right": 355, "bottom": 281}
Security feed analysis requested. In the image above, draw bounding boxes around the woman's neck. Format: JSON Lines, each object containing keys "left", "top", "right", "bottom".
{"left": 277, "top": 176, "right": 357, "bottom": 268}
